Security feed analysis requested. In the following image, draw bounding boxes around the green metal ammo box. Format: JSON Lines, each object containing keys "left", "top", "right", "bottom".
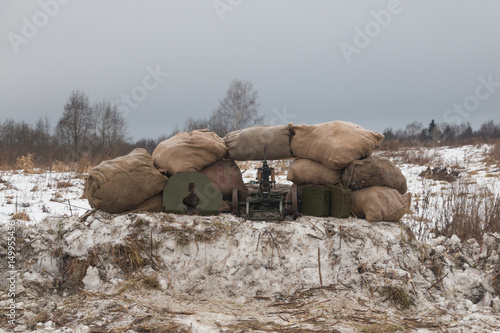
{"left": 329, "top": 185, "right": 351, "bottom": 218}
{"left": 300, "top": 186, "right": 331, "bottom": 217}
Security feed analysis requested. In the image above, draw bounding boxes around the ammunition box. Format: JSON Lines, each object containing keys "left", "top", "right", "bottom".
{"left": 329, "top": 185, "right": 351, "bottom": 218}
{"left": 300, "top": 186, "right": 331, "bottom": 217}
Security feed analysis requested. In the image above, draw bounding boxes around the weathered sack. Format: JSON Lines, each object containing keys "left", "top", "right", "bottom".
{"left": 342, "top": 157, "right": 407, "bottom": 194}
{"left": 350, "top": 186, "right": 411, "bottom": 222}
{"left": 287, "top": 159, "right": 342, "bottom": 185}
{"left": 153, "top": 129, "right": 227, "bottom": 175}
{"left": 128, "top": 193, "right": 164, "bottom": 213}
{"left": 84, "top": 148, "right": 168, "bottom": 213}
{"left": 200, "top": 160, "right": 249, "bottom": 201}
{"left": 291, "top": 121, "right": 384, "bottom": 170}
{"left": 225, "top": 124, "right": 293, "bottom": 160}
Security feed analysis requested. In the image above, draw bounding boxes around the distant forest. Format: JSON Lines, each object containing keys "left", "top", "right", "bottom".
{"left": 1, "top": 88, "right": 500, "bottom": 168}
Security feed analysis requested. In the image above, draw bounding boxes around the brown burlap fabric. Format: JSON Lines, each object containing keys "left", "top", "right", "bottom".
{"left": 84, "top": 148, "right": 167, "bottom": 213}
{"left": 291, "top": 121, "right": 384, "bottom": 170}
{"left": 153, "top": 129, "right": 227, "bottom": 175}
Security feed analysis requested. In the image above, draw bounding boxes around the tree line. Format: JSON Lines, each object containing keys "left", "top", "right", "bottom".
{"left": 382, "top": 119, "right": 500, "bottom": 149}
{"left": 1, "top": 79, "right": 498, "bottom": 168}
{"left": 0, "top": 79, "right": 263, "bottom": 168}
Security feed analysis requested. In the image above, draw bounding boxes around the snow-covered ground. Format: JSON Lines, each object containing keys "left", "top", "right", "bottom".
{"left": 1, "top": 145, "right": 500, "bottom": 332}
{"left": 0, "top": 171, "right": 90, "bottom": 225}
{"left": 376, "top": 144, "right": 500, "bottom": 240}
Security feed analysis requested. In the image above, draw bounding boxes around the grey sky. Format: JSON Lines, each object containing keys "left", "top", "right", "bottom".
{"left": 1, "top": 0, "right": 499, "bottom": 140}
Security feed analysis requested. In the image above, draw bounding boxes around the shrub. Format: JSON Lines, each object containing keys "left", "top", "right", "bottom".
{"left": 15, "top": 153, "right": 35, "bottom": 173}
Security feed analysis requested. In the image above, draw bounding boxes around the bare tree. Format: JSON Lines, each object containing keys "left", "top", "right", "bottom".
{"left": 33, "top": 116, "right": 52, "bottom": 164}
{"left": 92, "top": 101, "right": 127, "bottom": 159}
{"left": 56, "top": 90, "right": 93, "bottom": 161}
{"left": 210, "top": 79, "right": 263, "bottom": 136}
{"left": 404, "top": 121, "right": 423, "bottom": 144}
{"left": 182, "top": 117, "right": 209, "bottom": 132}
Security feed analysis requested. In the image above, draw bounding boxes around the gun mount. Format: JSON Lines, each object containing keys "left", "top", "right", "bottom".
{"left": 241, "top": 148, "right": 298, "bottom": 220}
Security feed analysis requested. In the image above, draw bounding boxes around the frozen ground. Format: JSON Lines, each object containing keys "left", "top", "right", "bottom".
{"left": 1, "top": 145, "right": 500, "bottom": 332}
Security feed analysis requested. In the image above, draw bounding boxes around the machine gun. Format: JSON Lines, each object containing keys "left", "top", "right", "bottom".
{"left": 244, "top": 148, "right": 297, "bottom": 220}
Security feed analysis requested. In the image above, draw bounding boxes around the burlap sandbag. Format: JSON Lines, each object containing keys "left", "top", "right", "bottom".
{"left": 84, "top": 148, "right": 168, "bottom": 213}
{"left": 225, "top": 124, "right": 293, "bottom": 160}
{"left": 200, "top": 160, "right": 249, "bottom": 201}
{"left": 287, "top": 159, "right": 342, "bottom": 185}
{"left": 153, "top": 129, "right": 227, "bottom": 174}
{"left": 342, "top": 157, "right": 407, "bottom": 194}
{"left": 128, "top": 192, "right": 164, "bottom": 213}
{"left": 291, "top": 121, "right": 384, "bottom": 170}
{"left": 350, "top": 186, "right": 412, "bottom": 222}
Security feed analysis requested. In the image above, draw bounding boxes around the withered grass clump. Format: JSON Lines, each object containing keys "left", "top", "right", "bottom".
{"left": 62, "top": 257, "right": 91, "bottom": 289}
{"left": 493, "top": 264, "right": 500, "bottom": 294}
{"left": 360, "top": 323, "right": 405, "bottom": 333}
{"left": 111, "top": 235, "right": 151, "bottom": 274}
{"left": 142, "top": 275, "right": 161, "bottom": 290}
{"left": 382, "top": 285, "right": 415, "bottom": 310}
{"left": 15, "top": 153, "right": 35, "bottom": 173}
{"left": 27, "top": 311, "right": 51, "bottom": 330}
{"left": 12, "top": 211, "right": 30, "bottom": 221}
{"left": 57, "top": 181, "right": 73, "bottom": 188}
{"left": 137, "top": 322, "right": 191, "bottom": 333}
{"left": 162, "top": 222, "right": 229, "bottom": 248}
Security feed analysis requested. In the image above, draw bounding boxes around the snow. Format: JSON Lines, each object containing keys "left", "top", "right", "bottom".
{"left": 1, "top": 145, "right": 500, "bottom": 332}
{"left": 0, "top": 170, "right": 91, "bottom": 224}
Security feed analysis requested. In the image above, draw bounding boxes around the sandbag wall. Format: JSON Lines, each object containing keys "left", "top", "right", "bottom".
{"left": 84, "top": 121, "right": 411, "bottom": 222}
{"left": 286, "top": 121, "right": 411, "bottom": 222}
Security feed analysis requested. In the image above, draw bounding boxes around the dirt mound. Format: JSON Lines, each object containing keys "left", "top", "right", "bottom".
{"left": 2, "top": 213, "right": 499, "bottom": 332}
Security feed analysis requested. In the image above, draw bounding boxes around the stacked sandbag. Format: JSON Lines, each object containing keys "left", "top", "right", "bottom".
{"left": 342, "top": 156, "right": 407, "bottom": 194}
{"left": 153, "top": 129, "right": 227, "bottom": 175}
{"left": 200, "top": 160, "right": 249, "bottom": 201}
{"left": 128, "top": 192, "right": 164, "bottom": 213}
{"left": 350, "top": 186, "right": 411, "bottom": 222}
{"left": 225, "top": 124, "right": 293, "bottom": 160}
{"left": 291, "top": 121, "right": 384, "bottom": 169}
{"left": 84, "top": 148, "right": 168, "bottom": 214}
{"left": 287, "top": 159, "right": 342, "bottom": 186}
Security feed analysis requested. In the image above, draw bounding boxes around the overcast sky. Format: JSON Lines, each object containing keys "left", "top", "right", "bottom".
{"left": 1, "top": 0, "right": 500, "bottom": 140}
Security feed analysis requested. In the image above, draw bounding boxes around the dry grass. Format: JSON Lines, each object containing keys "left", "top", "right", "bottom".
{"left": 61, "top": 256, "right": 91, "bottom": 290}
{"left": 27, "top": 311, "right": 51, "bottom": 330}
{"left": 360, "top": 323, "right": 405, "bottom": 333}
{"left": 112, "top": 236, "right": 147, "bottom": 273}
{"left": 51, "top": 160, "right": 72, "bottom": 172}
{"left": 411, "top": 178, "right": 500, "bottom": 244}
{"left": 142, "top": 275, "right": 161, "bottom": 290}
{"left": 489, "top": 139, "right": 500, "bottom": 165}
{"left": 382, "top": 285, "right": 415, "bottom": 310}
{"left": 57, "top": 181, "right": 74, "bottom": 188}
{"left": 15, "top": 153, "right": 35, "bottom": 173}
{"left": 11, "top": 211, "right": 30, "bottom": 221}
